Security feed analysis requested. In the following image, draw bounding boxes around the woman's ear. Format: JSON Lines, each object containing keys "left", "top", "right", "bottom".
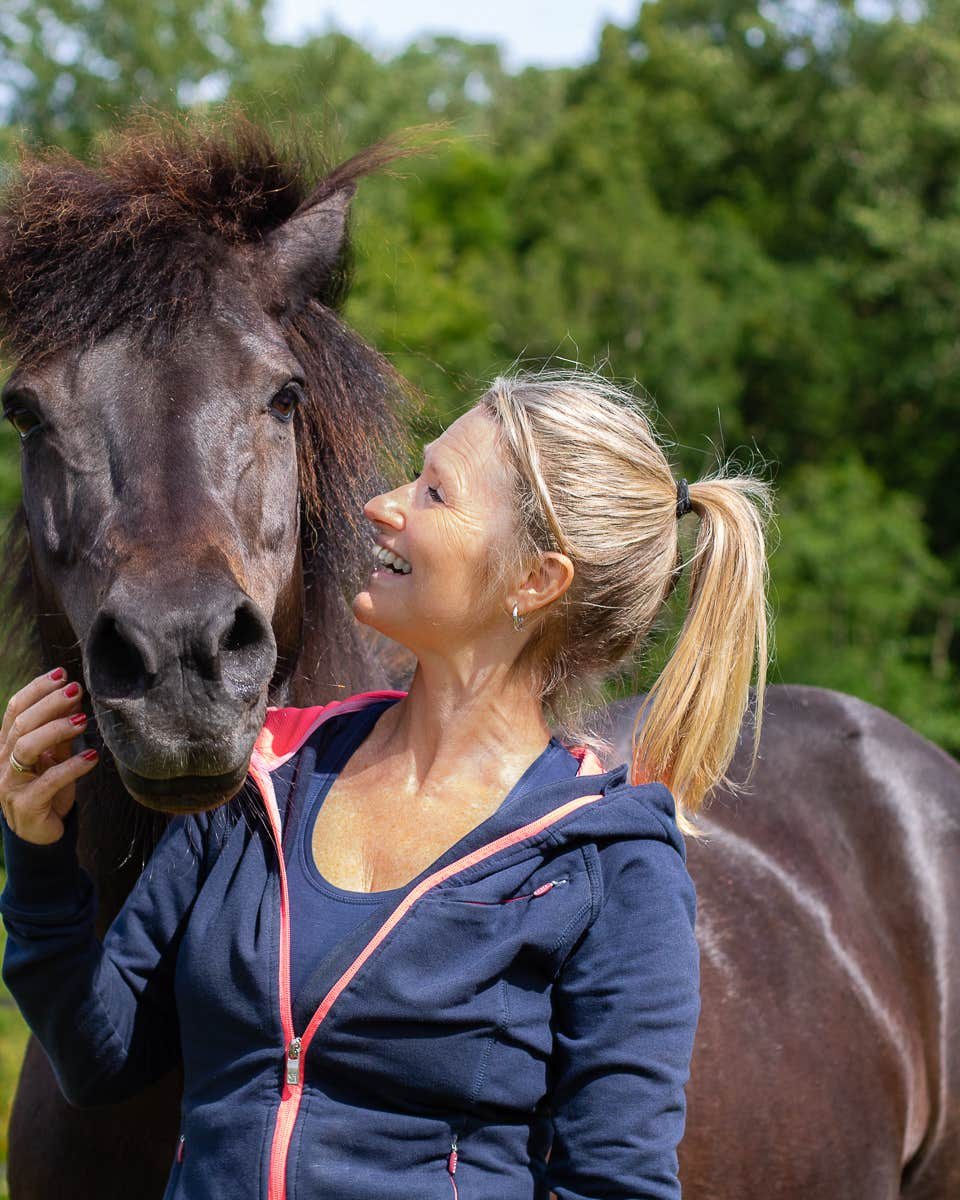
{"left": 511, "top": 552, "right": 574, "bottom": 620}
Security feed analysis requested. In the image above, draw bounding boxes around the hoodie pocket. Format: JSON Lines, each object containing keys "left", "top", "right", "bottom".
{"left": 443, "top": 878, "right": 570, "bottom": 905}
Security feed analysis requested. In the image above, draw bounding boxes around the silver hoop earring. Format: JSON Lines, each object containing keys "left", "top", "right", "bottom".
{"left": 511, "top": 603, "right": 525, "bottom": 632}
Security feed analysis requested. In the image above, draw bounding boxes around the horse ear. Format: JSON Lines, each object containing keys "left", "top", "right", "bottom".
{"left": 260, "top": 183, "right": 357, "bottom": 311}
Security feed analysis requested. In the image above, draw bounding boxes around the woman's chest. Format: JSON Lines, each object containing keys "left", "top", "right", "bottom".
{"left": 310, "top": 770, "right": 511, "bottom": 892}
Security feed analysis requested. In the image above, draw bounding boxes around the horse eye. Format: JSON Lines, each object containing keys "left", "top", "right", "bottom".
{"left": 267, "top": 382, "right": 303, "bottom": 423}
{"left": 4, "top": 407, "right": 43, "bottom": 441}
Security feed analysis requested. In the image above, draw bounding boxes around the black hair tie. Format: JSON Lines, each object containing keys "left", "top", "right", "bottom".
{"left": 675, "top": 478, "right": 692, "bottom": 518}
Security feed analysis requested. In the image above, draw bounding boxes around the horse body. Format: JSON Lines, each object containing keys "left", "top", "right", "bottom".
{"left": 604, "top": 686, "right": 960, "bottom": 1198}
{"left": 1, "top": 118, "right": 957, "bottom": 1198}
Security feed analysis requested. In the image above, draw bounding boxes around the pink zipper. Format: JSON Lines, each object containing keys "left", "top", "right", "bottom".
{"left": 248, "top": 761, "right": 299, "bottom": 1200}
{"left": 251, "top": 701, "right": 606, "bottom": 1200}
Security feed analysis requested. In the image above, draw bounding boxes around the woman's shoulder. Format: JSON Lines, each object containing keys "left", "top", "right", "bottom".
{"left": 563, "top": 753, "right": 686, "bottom": 852}
{"left": 575, "top": 781, "right": 698, "bottom": 937}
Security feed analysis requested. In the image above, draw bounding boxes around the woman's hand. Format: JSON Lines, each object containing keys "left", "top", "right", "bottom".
{"left": 0, "top": 669, "right": 99, "bottom": 845}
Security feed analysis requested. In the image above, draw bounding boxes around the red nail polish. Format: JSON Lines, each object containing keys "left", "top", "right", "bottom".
{"left": 63, "top": 682, "right": 81, "bottom": 698}
{"left": 81, "top": 749, "right": 99, "bottom": 762}
{"left": 69, "top": 713, "right": 87, "bottom": 727}
{"left": 49, "top": 667, "right": 66, "bottom": 681}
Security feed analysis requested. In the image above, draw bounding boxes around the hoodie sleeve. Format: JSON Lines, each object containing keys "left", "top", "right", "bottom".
{"left": 547, "top": 830, "right": 701, "bottom": 1200}
{"left": 1, "top": 805, "right": 206, "bottom": 1107}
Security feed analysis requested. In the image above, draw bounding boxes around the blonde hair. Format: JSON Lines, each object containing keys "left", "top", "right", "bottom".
{"left": 479, "top": 368, "right": 774, "bottom": 836}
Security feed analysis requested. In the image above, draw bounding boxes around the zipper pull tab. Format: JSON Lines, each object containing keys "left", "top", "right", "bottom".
{"left": 285, "top": 1036, "right": 302, "bottom": 1087}
{"left": 447, "top": 1132, "right": 459, "bottom": 1175}
{"left": 533, "top": 878, "right": 569, "bottom": 897}
{"left": 176, "top": 1133, "right": 185, "bottom": 1164}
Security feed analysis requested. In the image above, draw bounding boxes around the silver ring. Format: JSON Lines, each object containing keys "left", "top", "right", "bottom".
{"left": 8, "top": 750, "right": 36, "bottom": 777}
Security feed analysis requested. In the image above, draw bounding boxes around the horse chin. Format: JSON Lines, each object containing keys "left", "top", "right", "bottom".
{"left": 115, "top": 761, "right": 250, "bottom": 815}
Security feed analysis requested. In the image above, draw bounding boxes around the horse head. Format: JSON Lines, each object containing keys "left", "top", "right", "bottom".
{"left": 0, "top": 118, "right": 405, "bottom": 815}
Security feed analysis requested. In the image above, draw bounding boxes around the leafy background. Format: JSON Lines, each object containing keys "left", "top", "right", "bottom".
{"left": 0, "top": 0, "right": 958, "bottom": 1185}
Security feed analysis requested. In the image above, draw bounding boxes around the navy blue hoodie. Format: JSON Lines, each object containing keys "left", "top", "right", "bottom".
{"left": 1, "top": 693, "right": 700, "bottom": 1199}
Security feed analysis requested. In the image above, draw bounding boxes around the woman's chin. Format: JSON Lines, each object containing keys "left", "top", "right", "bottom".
{"left": 352, "top": 588, "right": 377, "bottom": 625}
{"left": 351, "top": 588, "right": 417, "bottom": 651}
{"left": 352, "top": 587, "right": 396, "bottom": 635}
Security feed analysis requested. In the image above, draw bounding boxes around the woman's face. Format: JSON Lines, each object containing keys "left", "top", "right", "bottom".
{"left": 353, "top": 406, "right": 517, "bottom": 658}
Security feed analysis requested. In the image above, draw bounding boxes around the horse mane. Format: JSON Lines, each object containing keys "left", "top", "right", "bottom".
{"left": 0, "top": 112, "right": 417, "bottom": 867}
{"left": 0, "top": 110, "right": 404, "bottom": 359}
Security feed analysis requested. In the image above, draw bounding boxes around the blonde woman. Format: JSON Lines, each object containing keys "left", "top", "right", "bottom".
{"left": 1, "top": 370, "right": 772, "bottom": 1199}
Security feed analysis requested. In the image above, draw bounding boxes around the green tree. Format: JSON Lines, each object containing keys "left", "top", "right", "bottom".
{"left": 771, "top": 455, "right": 959, "bottom": 748}
{"left": 0, "top": 0, "right": 267, "bottom": 153}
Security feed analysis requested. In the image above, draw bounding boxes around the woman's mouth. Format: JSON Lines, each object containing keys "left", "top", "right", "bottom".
{"left": 372, "top": 545, "right": 412, "bottom": 575}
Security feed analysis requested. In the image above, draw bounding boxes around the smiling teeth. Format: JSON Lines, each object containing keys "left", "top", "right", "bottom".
{"left": 373, "top": 545, "right": 412, "bottom": 574}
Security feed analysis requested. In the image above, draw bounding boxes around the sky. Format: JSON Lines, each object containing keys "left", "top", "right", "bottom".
{"left": 266, "top": 0, "right": 642, "bottom": 71}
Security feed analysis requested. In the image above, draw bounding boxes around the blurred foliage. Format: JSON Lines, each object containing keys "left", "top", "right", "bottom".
{"left": 0, "top": 0, "right": 957, "bottom": 756}
{"left": 771, "top": 455, "right": 957, "bottom": 745}
{"left": 0, "top": 0, "right": 267, "bottom": 152}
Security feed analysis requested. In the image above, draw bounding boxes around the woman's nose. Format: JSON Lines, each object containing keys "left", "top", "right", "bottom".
{"left": 364, "top": 482, "right": 410, "bottom": 528}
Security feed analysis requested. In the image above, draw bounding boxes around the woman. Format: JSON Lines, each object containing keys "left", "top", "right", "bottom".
{"left": 1, "top": 371, "right": 772, "bottom": 1199}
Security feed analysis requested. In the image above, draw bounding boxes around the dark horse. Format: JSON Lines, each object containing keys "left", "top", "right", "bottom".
{"left": 0, "top": 117, "right": 958, "bottom": 1200}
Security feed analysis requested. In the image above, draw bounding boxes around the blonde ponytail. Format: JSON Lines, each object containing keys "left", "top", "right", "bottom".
{"left": 480, "top": 368, "right": 775, "bottom": 836}
{"left": 631, "top": 475, "right": 774, "bottom": 833}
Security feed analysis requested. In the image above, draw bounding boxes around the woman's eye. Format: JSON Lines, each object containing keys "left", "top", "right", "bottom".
{"left": 4, "top": 408, "right": 43, "bottom": 441}
{"left": 411, "top": 471, "right": 443, "bottom": 503}
{"left": 267, "top": 382, "right": 303, "bottom": 422}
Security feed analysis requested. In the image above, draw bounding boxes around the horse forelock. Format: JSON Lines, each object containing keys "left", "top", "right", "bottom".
{"left": 0, "top": 111, "right": 409, "bottom": 362}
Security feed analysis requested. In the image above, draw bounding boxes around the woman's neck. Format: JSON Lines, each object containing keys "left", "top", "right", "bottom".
{"left": 364, "top": 658, "right": 552, "bottom": 795}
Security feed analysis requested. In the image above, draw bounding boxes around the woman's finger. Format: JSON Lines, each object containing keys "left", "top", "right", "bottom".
{"left": 2, "top": 749, "right": 98, "bottom": 845}
{"left": 9, "top": 712, "right": 88, "bottom": 772}
{"left": 41, "top": 739, "right": 74, "bottom": 769}
{"left": 1, "top": 668, "right": 69, "bottom": 744}
{"left": 31, "top": 750, "right": 99, "bottom": 803}
{"left": 1, "top": 679, "right": 83, "bottom": 757}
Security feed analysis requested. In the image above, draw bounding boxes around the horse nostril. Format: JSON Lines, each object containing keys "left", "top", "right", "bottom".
{"left": 217, "top": 601, "right": 274, "bottom": 698}
{"left": 87, "top": 613, "right": 152, "bottom": 699}
{"left": 221, "top": 604, "right": 266, "bottom": 655}
{"left": 86, "top": 593, "right": 275, "bottom": 702}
